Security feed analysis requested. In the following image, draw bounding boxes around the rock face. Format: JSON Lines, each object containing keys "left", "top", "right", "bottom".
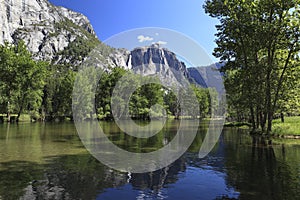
{"left": 128, "top": 44, "right": 191, "bottom": 86}
{"left": 87, "top": 43, "right": 194, "bottom": 86}
{"left": 130, "top": 44, "right": 189, "bottom": 75}
{"left": 0, "top": 0, "right": 97, "bottom": 63}
{"left": 188, "top": 62, "right": 226, "bottom": 92}
{"left": 103, "top": 44, "right": 220, "bottom": 88}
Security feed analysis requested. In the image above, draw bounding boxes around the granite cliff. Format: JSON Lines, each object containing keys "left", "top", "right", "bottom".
{"left": 0, "top": 0, "right": 98, "bottom": 65}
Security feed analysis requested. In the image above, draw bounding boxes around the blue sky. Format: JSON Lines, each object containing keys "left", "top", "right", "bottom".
{"left": 49, "top": 0, "right": 219, "bottom": 66}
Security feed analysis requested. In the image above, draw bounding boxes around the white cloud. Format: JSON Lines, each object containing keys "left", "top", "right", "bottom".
{"left": 152, "top": 41, "right": 167, "bottom": 45}
{"left": 155, "top": 33, "right": 159, "bottom": 36}
{"left": 137, "top": 35, "right": 154, "bottom": 43}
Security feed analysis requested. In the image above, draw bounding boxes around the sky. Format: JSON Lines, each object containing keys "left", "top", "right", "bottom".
{"left": 49, "top": 0, "right": 220, "bottom": 66}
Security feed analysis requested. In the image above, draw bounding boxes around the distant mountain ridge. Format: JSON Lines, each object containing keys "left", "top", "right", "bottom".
{"left": 188, "top": 62, "right": 225, "bottom": 87}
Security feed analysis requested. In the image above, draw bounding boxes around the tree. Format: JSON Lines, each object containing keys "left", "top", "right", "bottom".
{"left": 129, "top": 81, "right": 165, "bottom": 120}
{"left": 276, "top": 62, "right": 300, "bottom": 119}
{"left": 204, "top": 0, "right": 300, "bottom": 134}
{"left": 96, "top": 67, "right": 127, "bottom": 120}
{"left": 0, "top": 41, "right": 47, "bottom": 122}
{"left": 163, "top": 88, "right": 180, "bottom": 118}
{"left": 72, "top": 66, "right": 101, "bottom": 121}
{"left": 42, "top": 65, "right": 76, "bottom": 120}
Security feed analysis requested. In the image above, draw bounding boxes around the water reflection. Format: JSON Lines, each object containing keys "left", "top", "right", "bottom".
{"left": 223, "top": 128, "right": 300, "bottom": 200}
{"left": 0, "top": 122, "right": 299, "bottom": 199}
{"left": 0, "top": 153, "right": 238, "bottom": 200}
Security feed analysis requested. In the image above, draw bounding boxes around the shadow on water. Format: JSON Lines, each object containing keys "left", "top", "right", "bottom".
{"left": 0, "top": 153, "right": 190, "bottom": 200}
{"left": 0, "top": 155, "right": 119, "bottom": 199}
{"left": 223, "top": 128, "right": 300, "bottom": 200}
{"left": 0, "top": 152, "right": 239, "bottom": 200}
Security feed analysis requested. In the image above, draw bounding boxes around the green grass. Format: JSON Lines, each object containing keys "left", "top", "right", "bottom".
{"left": 272, "top": 116, "right": 300, "bottom": 136}
{"left": 17, "top": 114, "right": 31, "bottom": 122}
{"left": 0, "top": 114, "right": 32, "bottom": 122}
{"left": 273, "top": 138, "right": 300, "bottom": 145}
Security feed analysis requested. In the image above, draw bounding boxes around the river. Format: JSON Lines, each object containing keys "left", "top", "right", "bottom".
{"left": 0, "top": 121, "right": 299, "bottom": 199}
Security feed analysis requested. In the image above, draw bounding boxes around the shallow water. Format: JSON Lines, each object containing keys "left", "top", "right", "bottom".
{"left": 0, "top": 121, "right": 299, "bottom": 200}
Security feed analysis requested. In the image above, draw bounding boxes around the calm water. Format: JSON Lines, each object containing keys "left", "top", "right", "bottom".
{"left": 0, "top": 121, "right": 299, "bottom": 200}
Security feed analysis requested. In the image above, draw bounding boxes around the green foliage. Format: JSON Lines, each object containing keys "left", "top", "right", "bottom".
{"left": 204, "top": 0, "right": 300, "bottom": 133}
{"left": 129, "top": 81, "right": 165, "bottom": 120}
{"left": 273, "top": 116, "right": 300, "bottom": 136}
{"left": 72, "top": 66, "right": 101, "bottom": 121}
{"left": 42, "top": 64, "right": 75, "bottom": 119}
{"left": 192, "top": 85, "right": 209, "bottom": 118}
{"left": 95, "top": 67, "right": 212, "bottom": 120}
{"left": 58, "top": 36, "right": 100, "bottom": 64}
{"left": 0, "top": 39, "right": 214, "bottom": 122}
{"left": 53, "top": 18, "right": 94, "bottom": 39}
{"left": 96, "top": 68, "right": 166, "bottom": 120}
{"left": 163, "top": 88, "right": 180, "bottom": 117}
{"left": 95, "top": 67, "right": 127, "bottom": 120}
{"left": 276, "top": 63, "right": 300, "bottom": 115}
{"left": 52, "top": 18, "right": 101, "bottom": 65}
{"left": 0, "top": 41, "right": 47, "bottom": 121}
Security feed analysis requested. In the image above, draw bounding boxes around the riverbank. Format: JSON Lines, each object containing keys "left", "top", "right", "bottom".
{"left": 224, "top": 116, "right": 300, "bottom": 139}
{"left": 2, "top": 114, "right": 298, "bottom": 138}
{"left": 272, "top": 116, "right": 300, "bottom": 138}
{"left": 224, "top": 122, "right": 251, "bottom": 129}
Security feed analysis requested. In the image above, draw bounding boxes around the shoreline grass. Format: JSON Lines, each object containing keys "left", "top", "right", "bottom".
{"left": 2, "top": 114, "right": 298, "bottom": 137}
{"left": 272, "top": 116, "right": 300, "bottom": 136}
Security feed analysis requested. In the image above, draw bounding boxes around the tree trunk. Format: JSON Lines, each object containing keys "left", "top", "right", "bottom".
{"left": 6, "top": 99, "right": 11, "bottom": 122}
{"left": 260, "top": 112, "right": 266, "bottom": 132}
{"left": 267, "top": 111, "right": 273, "bottom": 134}
{"left": 16, "top": 111, "right": 22, "bottom": 123}
{"left": 7, "top": 112, "right": 11, "bottom": 123}
{"left": 256, "top": 106, "right": 260, "bottom": 129}
{"left": 280, "top": 112, "right": 284, "bottom": 123}
{"left": 266, "top": 74, "right": 272, "bottom": 134}
{"left": 250, "top": 105, "right": 256, "bottom": 131}
{"left": 16, "top": 103, "right": 24, "bottom": 123}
